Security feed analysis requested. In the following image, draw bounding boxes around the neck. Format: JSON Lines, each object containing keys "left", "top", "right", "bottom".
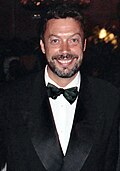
{"left": 47, "top": 68, "right": 78, "bottom": 87}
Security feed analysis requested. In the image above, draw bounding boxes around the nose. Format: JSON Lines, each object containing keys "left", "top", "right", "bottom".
{"left": 59, "top": 41, "right": 70, "bottom": 53}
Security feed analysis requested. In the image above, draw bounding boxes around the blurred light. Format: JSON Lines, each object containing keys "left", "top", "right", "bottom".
{"left": 108, "top": 33, "right": 115, "bottom": 40}
{"left": 36, "top": 2, "right": 41, "bottom": 6}
{"left": 20, "top": 0, "right": 91, "bottom": 6}
{"left": 99, "top": 28, "right": 107, "bottom": 39}
{"left": 33, "top": 13, "right": 40, "bottom": 18}
{"left": 111, "top": 39, "right": 117, "bottom": 45}
{"left": 88, "top": 25, "right": 119, "bottom": 50}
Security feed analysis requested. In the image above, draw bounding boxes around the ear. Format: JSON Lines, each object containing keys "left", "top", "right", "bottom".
{"left": 83, "top": 39, "right": 87, "bottom": 52}
{"left": 40, "top": 40, "right": 45, "bottom": 54}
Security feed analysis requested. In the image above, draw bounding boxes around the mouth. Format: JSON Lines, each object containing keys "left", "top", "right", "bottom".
{"left": 52, "top": 53, "right": 78, "bottom": 66}
{"left": 58, "top": 59, "right": 72, "bottom": 64}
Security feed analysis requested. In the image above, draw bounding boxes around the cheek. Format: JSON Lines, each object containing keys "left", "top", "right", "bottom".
{"left": 71, "top": 46, "right": 83, "bottom": 56}
{"left": 46, "top": 46, "right": 60, "bottom": 56}
{"left": 44, "top": 48, "right": 56, "bottom": 62}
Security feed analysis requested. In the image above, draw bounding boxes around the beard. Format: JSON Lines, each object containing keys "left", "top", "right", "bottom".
{"left": 47, "top": 53, "right": 82, "bottom": 78}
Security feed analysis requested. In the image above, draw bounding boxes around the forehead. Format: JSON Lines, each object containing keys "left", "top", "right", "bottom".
{"left": 44, "top": 18, "right": 84, "bottom": 37}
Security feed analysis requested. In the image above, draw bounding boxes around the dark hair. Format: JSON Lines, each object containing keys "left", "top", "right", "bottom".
{"left": 38, "top": 2, "right": 86, "bottom": 40}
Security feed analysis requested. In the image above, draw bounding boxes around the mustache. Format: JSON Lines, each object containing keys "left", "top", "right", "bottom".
{"left": 52, "top": 53, "right": 78, "bottom": 60}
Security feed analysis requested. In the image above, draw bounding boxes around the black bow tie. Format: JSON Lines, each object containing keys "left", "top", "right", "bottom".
{"left": 47, "top": 83, "right": 78, "bottom": 104}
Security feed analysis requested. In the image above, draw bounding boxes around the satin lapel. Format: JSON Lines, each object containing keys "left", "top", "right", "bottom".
{"left": 61, "top": 75, "right": 96, "bottom": 171}
{"left": 25, "top": 71, "right": 63, "bottom": 171}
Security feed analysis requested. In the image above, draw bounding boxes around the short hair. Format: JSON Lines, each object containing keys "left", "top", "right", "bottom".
{"left": 38, "top": 2, "right": 86, "bottom": 40}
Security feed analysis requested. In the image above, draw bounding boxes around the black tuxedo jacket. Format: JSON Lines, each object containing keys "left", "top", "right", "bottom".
{"left": 0, "top": 70, "right": 120, "bottom": 171}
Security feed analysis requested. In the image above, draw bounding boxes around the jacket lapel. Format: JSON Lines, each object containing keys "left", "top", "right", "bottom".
{"left": 61, "top": 75, "right": 98, "bottom": 171}
{"left": 25, "top": 71, "right": 63, "bottom": 171}
{"left": 62, "top": 122, "right": 94, "bottom": 171}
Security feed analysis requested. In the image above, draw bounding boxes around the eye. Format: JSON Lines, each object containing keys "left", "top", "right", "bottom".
{"left": 49, "top": 38, "right": 60, "bottom": 45}
{"left": 69, "top": 37, "right": 81, "bottom": 45}
{"left": 72, "top": 38, "right": 79, "bottom": 43}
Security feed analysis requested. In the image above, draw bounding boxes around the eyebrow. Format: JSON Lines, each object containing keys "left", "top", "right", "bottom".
{"left": 48, "top": 33, "right": 82, "bottom": 39}
{"left": 69, "top": 33, "right": 82, "bottom": 38}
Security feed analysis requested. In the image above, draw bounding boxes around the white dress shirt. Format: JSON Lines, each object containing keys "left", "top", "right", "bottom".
{"left": 45, "top": 66, "right": 80, "bottom": 155}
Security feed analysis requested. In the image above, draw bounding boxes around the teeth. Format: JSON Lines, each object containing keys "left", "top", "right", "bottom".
{"left": 58, "top": 59, "right": 72, "bottom": 64}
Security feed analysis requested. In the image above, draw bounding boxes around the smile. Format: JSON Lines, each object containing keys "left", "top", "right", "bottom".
{"left": 57, "top": 59, "right": 72, "bottom": 64}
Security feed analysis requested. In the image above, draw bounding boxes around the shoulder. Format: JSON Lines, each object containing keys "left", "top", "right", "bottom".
{"left": 0, "top": 70, "right": 44, "bottom": 105}
{"left": 82, "top": 75, "right": 120, "bottom": 112}
{"left": 0, "top": 70, "right": 44, "bottom": 93}
{"left": 81, "top": 76, "right": 120, "bottom": 124}
{"left": 87, "top": 76, "right": 120, "bottom": 97}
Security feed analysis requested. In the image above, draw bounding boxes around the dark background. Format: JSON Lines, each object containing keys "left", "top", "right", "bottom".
{"left": 0, "top": 0, "right": 120, "bottom": 40}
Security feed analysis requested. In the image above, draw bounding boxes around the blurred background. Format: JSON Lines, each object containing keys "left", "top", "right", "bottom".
{"left": 0, "top": 0, "right": 120, "bottom": 87}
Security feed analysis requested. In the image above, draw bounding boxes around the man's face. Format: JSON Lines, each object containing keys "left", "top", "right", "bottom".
{"left": 40, "top": 18, "right": 86, "bottom": 79}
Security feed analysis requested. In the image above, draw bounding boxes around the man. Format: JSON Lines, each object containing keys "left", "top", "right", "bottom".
{"left": 0, "top": 2, "right": 120, "bottom": 171}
